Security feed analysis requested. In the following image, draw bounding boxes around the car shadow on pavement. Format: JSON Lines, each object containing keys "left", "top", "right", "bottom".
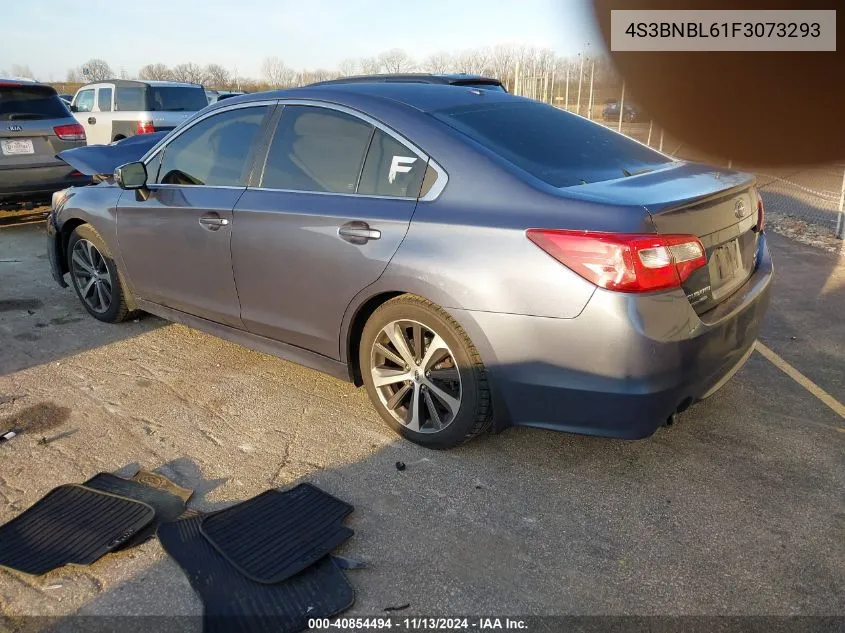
{"left": 1, "top": 222, "right": 165, "bottom": 377}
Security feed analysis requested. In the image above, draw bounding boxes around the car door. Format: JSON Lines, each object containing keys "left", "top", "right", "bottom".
{"left": 87, "top": 84, "right": 114, "bottom": 145}
{"left": 71, "top": 87, "right": 96, "bottom": 142}
{"left": 117, "top": 102, "right": 274, "bottom": 328}
{"left": 231, "top": 103, "right": 429, "bottom": 359}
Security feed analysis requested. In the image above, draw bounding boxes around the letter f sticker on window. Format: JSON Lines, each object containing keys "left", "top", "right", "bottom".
{"left": 388, "top": 155, "right": 417, "bottom": 184}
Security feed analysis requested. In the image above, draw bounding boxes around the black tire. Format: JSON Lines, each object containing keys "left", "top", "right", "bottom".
{"left": 359, "top": 294, "right": 491, "bottom": 449}
{"left": 67, "top": 224, "right": 135, "bottom": 323}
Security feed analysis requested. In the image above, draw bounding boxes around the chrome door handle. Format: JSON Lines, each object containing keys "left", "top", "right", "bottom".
{"left": 338, "top": 222, "right": 381, "bottom": 244}
{"left": 199, "top": 215, "right": 230, "bottom": 231}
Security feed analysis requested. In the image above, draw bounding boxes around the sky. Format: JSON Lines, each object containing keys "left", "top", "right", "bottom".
{"left": 1, "top": 0, "right": 601, "bottom": 81}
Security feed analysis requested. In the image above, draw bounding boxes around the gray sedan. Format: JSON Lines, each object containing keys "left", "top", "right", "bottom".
{"left": 47, "top": 83, "right": 772, "bottom": 448}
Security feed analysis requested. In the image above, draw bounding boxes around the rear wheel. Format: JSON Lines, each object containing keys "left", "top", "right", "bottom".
{"left": 67, "top": 224, "right": 134, "bottom": 323}
{"left": 360, "top": 295, "right": 491, "bottom": 449}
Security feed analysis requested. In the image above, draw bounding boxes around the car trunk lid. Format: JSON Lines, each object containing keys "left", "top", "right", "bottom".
{"left": 565, "top": 162, "right": 760, "bottom": 314}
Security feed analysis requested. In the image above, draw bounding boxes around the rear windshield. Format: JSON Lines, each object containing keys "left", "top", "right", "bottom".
{"left": 115, "top": 85, "right": 208, "bottom": 112}
{"left": 0, "top": 85, "right": 68, "bottom": 121}
{"left": 431, "top": 101, "right": 670, "bottom": 187}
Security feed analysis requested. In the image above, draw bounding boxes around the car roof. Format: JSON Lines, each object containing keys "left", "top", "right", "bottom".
{"left": 0, "top": 79, "right": 58, "bottom": 94}
{"left": 216, "top": 82, "right": 518, "bottom": 114}
{"left": 309, "top": 73, "right": 503, "bottom": 87}
{"left": 78, "top": 79, "right": 203, "bottom": 89}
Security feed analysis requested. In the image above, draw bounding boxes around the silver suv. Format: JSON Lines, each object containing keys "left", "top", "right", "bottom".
{"left": 71, "top": 80, "right": 209, "bottom": 145}
{"left": 0, "top": 79, "right": 89, "bottom": 204}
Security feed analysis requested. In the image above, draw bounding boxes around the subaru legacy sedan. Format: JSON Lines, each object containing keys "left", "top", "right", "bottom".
{"left": 47, "top": 83, "right": 772, "bottom": 448}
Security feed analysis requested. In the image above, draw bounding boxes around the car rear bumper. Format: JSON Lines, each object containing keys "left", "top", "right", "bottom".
{"left": 0, "top": 165, "right": 91, "bottom": 202}
{"left": 453, "top": 234, "right": 774, "bottom": 439}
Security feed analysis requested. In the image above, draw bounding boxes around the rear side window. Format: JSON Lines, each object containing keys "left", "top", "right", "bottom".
{"left": 157, "top": 106, "right": 269, "bottom": 187}
{"left": 358, "top": 129, "right": 426, "bottom": 198}
{"left": 97, "top": 88, "right": 112, "bottom": 112}
{"left": 0, "top": 85, "right": 69, "bottom": 120}
{"left": 432, "top": 101, "right": 670, "bottom": 187}
{"left": 148, "top": 87, "right": 208, "bottom": 112}
{"left": 115, "top": 87, "right": 145, "bottom": 111}
{"left": 261, "top": 106, "right": 373, "bottom": 194}
{"left": 73, "top": 89, "right": 95, "bottom": 113}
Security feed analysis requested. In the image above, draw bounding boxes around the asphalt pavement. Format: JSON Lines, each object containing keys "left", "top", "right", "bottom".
{"left": 0, "top": 221, "right": 842, "bottom": 622}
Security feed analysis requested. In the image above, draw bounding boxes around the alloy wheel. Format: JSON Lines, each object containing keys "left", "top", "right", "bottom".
{"left": 370, "top": 319, "right": 462, "bottom": 434}
{"left": 70, "top": 239, "right": 112, "bottom": 314}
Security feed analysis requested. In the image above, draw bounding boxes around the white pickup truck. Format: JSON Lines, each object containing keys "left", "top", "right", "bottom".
{"left": 70, "top": 79, "right": 208, "bottom": 145}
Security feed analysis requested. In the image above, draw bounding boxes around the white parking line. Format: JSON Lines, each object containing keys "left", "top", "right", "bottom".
{"left": 755, "top": 341, "right": 845, "bottom": 420}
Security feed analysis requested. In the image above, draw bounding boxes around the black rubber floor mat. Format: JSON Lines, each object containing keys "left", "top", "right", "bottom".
{"left": 199, "top": 483, "right": 354, "bottom": 584}
{"left": 159, "top": 515, "right": 355, "bottom": 633}
{"left": 0, "top": 484, "right": 154, "bottom": 575}
{"left": 82, "top": 472, "right": 187, "bottom": 549}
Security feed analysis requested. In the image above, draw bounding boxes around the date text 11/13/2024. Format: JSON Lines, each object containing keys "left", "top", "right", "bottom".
{"left": 308, "top": 617, "right": 529, "bottom": 630}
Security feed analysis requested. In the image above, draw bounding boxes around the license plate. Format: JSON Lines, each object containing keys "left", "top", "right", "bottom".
{"left": 1, "top": 139, "right": 34, "bottom": 155}
{"left": 709, "top": 239, "right": 744, "bottom": 284}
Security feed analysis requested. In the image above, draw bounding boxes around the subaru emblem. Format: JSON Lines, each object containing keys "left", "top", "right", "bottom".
{"left": 734, "top": 199, "right": 747, "bottom": 219}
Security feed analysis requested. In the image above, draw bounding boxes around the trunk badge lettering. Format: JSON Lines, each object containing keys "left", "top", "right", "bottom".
{"left": 7, "top": 125, "right": 22, "bottom": 131}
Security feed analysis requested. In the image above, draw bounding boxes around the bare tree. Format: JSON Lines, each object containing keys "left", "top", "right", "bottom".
{"left": 423, "top": 52, "right": 452, "bottom": 74}
{"left": 453, "top": 49, "right": 489, "bottom": 75}
{"left": 65, "top": 68, "right": 82, "bottom": 83}
{"left": 337, "top": 58, "right": 360, "bottom": 77}
{"left": 139, "top": 63, "right": 172, "bottom": 81}
{"left": 171, "top": 63, "right": 209, "bottom": 85}
{"left": 205, "top": 64, "right": 231, "bottom": 89}
{"left": 261, "top": 56, "right": 293, "bottom": 88}
{"left": 81, "top": 59, "right": 113, "bottom": 82}
{"left": 487, "top": 46, "right": 515, "bottom": 86}
{"left": 377, "top": 49, "right": 415, "bottom": 73}
{"left": 10, "top": 64, "right": 35, "bottom": 79}
{"left": 359, "top": 57, "right": 382, "bottom": 74}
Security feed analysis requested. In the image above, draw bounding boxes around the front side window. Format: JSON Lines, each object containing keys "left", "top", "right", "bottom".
{"left": 74, "top": 89, "right": 95, "bottom": 113}
{"left": 261, "top": 106, "right": 373, "bottom": 194}
{"left": 157, "top": 106, "right": 269, "bottom": 187}
{"left": 358, "top": 129, "right": 426, "bottom": 198}
{"left": 97, "top": 88, "right": 112, "bottom": 112}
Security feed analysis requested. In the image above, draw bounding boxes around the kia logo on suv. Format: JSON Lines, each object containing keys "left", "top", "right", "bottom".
{"left": 8, "top": 125, "right": 22, "bottom": 132}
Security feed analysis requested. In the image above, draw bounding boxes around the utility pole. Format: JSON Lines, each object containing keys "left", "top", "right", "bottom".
{"left": 565, "top": 64, "right": 570, "bottom": 111}
{"left": 576, "top": 53, "right": 584, "bottom": 116}
{"left": 587, "top": 58, "right": 595, "bottom": 120}
{"left": 617, "top": 81, "right": 625, "bottom": 132}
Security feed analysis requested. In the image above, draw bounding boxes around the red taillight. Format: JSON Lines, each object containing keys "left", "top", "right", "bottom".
{"left": 136, "top": 120, "right": 155, "bottom": 135}
{"left": 526, "top": 229, "right": 707, "bottom": 293}
{"left": 755, "top": 192, "right": 765, "bottom": 233}
{"left": 53, "top": 123, "right": 85, "bottom": 141}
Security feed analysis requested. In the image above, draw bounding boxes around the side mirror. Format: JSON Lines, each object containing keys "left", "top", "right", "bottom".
{"left": 70, "top": 104, "right": 78, "bottom": 112}
{"left": 114, "top": 161, "right": 148, "bottom": 190}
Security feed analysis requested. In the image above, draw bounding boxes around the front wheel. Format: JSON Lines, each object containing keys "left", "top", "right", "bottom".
{"left": 359, "top": 295, "right": 492, "bottom": 449}
{"left": 67, "top": 224, "right": 134, "bottom": 323}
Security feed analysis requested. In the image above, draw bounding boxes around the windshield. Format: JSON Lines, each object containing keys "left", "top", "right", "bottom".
{"left": 431, "top": 101, "right": 671, "bottom": 187}
{"left": 0, "top": 85, "right": 68, "bottom": 120}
